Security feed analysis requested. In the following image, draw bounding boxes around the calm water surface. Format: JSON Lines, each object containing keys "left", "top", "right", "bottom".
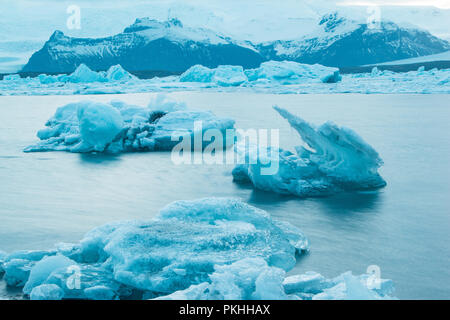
{"left": 0, "top": 93, "right": 449, "bottom": 299}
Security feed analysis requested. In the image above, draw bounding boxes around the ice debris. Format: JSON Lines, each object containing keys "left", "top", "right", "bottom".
{"left": 180, "top": 64, "right": 248, "bottom": 86}
{"left": 37, "top": 64, "right": 135, "bottom": 84}
{"left": 245, "top": 61, "right": 341, "bottom": 84}
{"left": 232, "top": 106, "right": 386, "bottom": 197}
{"left": 23, "top": 94, "right": 235, "bottom": 153}
{"left": 156, "top": 259, "right": 395, "bottom": 300}
{"left": 0, "top": 198, "right": 312, "bottom": 300}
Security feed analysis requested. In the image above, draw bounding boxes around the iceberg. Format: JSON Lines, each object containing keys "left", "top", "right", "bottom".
{"left": 179, "top": 64, "right": 214, "bottom": 82}
{"left": 0, "top": 198, "right": 310, "bottom": 299}
{"left": 233, "top": 106, "right": 386, "bottom": 197}
{"left": 245, "top": 61, "right": 342, "bottom": 84}
{"left": 157, "top": 259, "right": 394, "bottom": 300}
{"left": 180, "top": 64, "right": 248, "bottom": 86}
{"left": 24, "top": 95, "right": 235, "bottom": 153}
{"left": 2, "top": 74, "right": 21, "bottom": 81}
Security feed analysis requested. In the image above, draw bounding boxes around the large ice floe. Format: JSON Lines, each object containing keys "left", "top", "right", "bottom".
{"left": 0, "top": 198, "right": 395, "bottom": 300}
{"left": 23, "top": 94, "right": 235, "bottom": 153}
{"left": 1, "top": 62, "right": 449, "bottom": 95}
{"left": 232, "top": 106, "right": 386, "bottom": 197}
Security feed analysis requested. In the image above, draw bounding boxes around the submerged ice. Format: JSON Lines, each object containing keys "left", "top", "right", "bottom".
{"left": 24, "top": 95, "right": 235, "bottom": 153}
{"left": 0, "top": 198, "right": 395, "bottom": 300}
{"left": 233, "top": 106, "right": 386, "bottom": 197}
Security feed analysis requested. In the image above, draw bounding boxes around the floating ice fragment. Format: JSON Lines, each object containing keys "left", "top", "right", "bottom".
{"left": 246, "top": 61, "right": 341, "bottom": 84}
{"left": 0, "top": 198, "right": 308, "bottom": 299}
{"left": 232, "top": 106, "right": 386, "bottom": 197}
{"left": 24, "top": 95, "right": 234, "bottom": 153}
{"left": 30, "top": 284, "right": 64, "bottom": 300}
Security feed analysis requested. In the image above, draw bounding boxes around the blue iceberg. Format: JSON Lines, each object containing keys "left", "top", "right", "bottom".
{"left": 245, "top": 61, "right": 341, "bottom": 84}
{"left": 24, "top": 95, "right": 235, "bottom": 153}
{"left": 233, "top": 106, "right": 386, "bottom": 197}
{"left": 0, "top": 198, "right": 395, "bottom": 300}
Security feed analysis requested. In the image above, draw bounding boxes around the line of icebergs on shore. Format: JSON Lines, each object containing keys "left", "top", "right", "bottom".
{"left": 24, "top": 95, "right": 387, "bottom": 197}
{"left": 0, "top": 198, "right": 395, "bottom": 300}
{"left": 1, "top": 97, "right": 392, "bottom": 300}
{"left": 1, "top": 61, "right": 448, "bottom": 95}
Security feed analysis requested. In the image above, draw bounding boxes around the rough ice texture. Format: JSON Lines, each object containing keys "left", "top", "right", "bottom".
{"left": 179, "top": 61, "right": 340, "bottom": 86}
{"left": 232, "top": 106, "right": 386, "bottom": 197}
{"left": 245, "top": 61, "right": 341, "bottom": 84}
{"left": 30, "top": 284, "right": 65, "bottom": 300}
{"left": 0, "top": 198, "right": 395, "bottom": 300}
{"left": 180, "top": 64, "right": 247, "bottom": 86}
{"left": 1, "top": 63, "right": 449, "bottom": 95}
{"left": 36, "top": 64, "right": 135, "bottom": 84}
{"left": 23, "top": 94, "right": 235, "bottom": 153}
{"left": 0, "top": 198, "right": 316, "bottom": 300}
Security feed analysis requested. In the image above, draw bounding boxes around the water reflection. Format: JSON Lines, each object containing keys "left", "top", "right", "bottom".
{"left": 78, "top": 153, "right": 122, "bottom": 164}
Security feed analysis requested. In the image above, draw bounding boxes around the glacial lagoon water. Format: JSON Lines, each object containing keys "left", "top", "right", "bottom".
{"left": 0, "top": 92, "right": 449, "bottom": 299}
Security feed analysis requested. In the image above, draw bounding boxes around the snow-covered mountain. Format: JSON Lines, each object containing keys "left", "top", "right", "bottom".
{"left": 22, "top": 14, "right": 450, "bottom": 73}
{"left": 258, "top": 13, "right": 450, "bottom": 67}
{"left": 22, "top": 18, "right": 263, "bottom": 73}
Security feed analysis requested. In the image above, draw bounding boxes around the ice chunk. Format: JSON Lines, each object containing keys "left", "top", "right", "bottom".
{"left": 105, "top": 65, "right": 135, "bottom": 82}
{"left": 312, "top": 272, "right": 394, "bottom": 300}
{"left": 233, "top": 106, "right": 386, "bottom": 197}
{"left": 67, "top": 64, "right": 107, "bottom": 83}
{"left": 30, "top": 284, "right": 64, "bottom": 300}
{"left": 156, "top": 261, "right": 395, "bottom": 300}
{"left": 0, "top": 198, "right": 396, "bottom": 300}
{"left": 180, "top": 64, "right": 248, "bottom": 86}
{"left": 23, "top": 255, "right": 77, "bottom": 295}
{"left": 180, "top": 64, "right": 214, "bottom": 82}
{"left": 212, "top": 65, "right": 247, "bottom": 86}
{"left": 73, "top": 101, "right": 124, "bottom": 152}
{"left": 24, "top": 95, "right": 234, "bottom": 153}
{"left": 156, "top": 258, "right": 289, "bottom": 300}
{"left": 147, "top": 94, "right": 188, "bottom": 113}
{"left": 2, "top": 259, "right": 33, "bottom": 287}
{"left": 283, "top": 271, "right": 330, "bottom": 294}
{"left": 1, "top": 198, "right": 308, "bottom": 299}
{"left": 245, "top": 61, "right": 341, "bottom": 84}
{"left": 2, "top": 74, "right": 21, "bottom": 81}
